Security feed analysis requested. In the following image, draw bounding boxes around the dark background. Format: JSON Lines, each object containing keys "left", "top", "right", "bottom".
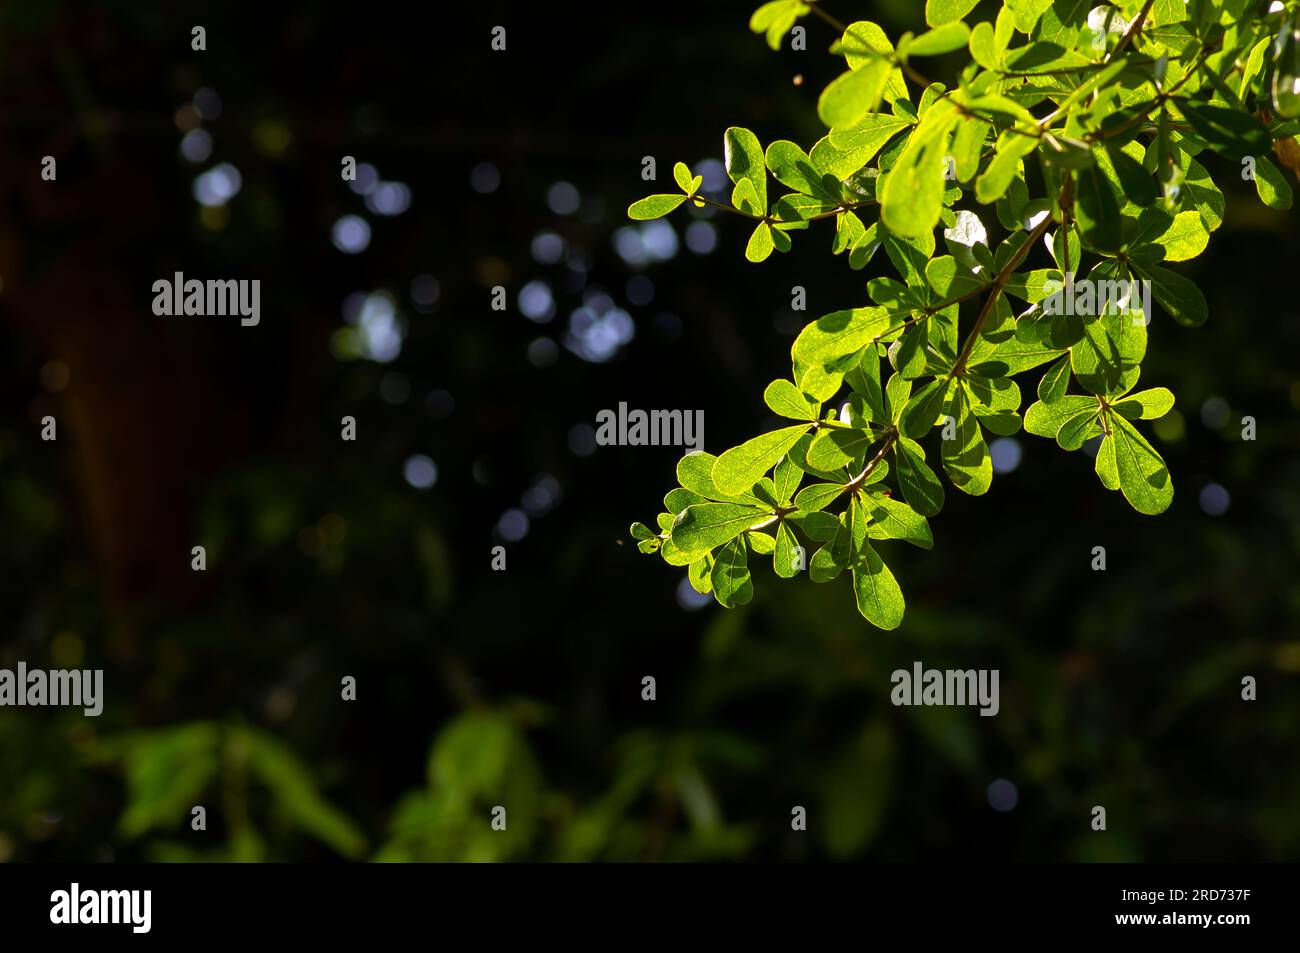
{"left": 1, "top": 0, "right": 1298, "bottom": 862}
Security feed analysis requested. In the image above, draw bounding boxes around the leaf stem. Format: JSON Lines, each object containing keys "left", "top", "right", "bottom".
{"left": 951, "top": 199, "right": 1059, "bottom": 377}
{"left": 690, "top": 193, "right": 875, "bottom": 226}
{"left": 1108, "top": 0, "right": 1158, "bottom": 63}
{"left": 1085, "top": 41, "right": 1219, "bottom": 142}
{"left": 690, "top": 194, "right": 765, "bottom": 220}
{"left": 805, "top": 1, "right": 848, "bottom": 35}
{"left": 845, "top": 429, "right": 898, "bottom": 493}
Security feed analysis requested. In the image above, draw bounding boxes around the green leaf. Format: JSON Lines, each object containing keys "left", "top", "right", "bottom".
{"left": 1147, "top": 209, "right": 1210, "bottom": 261}
{"left": 965, "top": 93, "right": 1037, "bottom": 127}
{"left": 905, "top": 22, "right": 971, "bottom": 57}
{"left": 806, "top": 427, "right": 875, "bottom": 471}
{"left": 882, "top": 228, "right": 935, "bottom": 285}
{"left": 772, "top": 193, "right": 837, "bottom": 224}
{"left": 846, "top": 349, "right": 888, "bottom": 419}
{"left": 1040, "top": 135, "right": 1093, "bottom": 170}
{"left": 108, "top": 723, "right": 221, "bottom": 839}
{"left": 833, "top": 208, "right": 868, "bottom": 253}
{"left": 850, "top": 541, "right": 905, "bottom": 629}
{"left": 677, "top": 451, "right": 754, "bottom": 504}
{"left": 925, "top": 255, "right": 984, "bottom": 299}
{"left": 969, "top": 21, "right": 1000, "bottom": 69}
{"left": 838, "top": 21, "right": 908, "bottom": 101}
{"left": 885, "top": 371, "right": 913, "bottom": 423}
{"left": 746, "top": 222, "right": 777, "bottom": 262}
{"left": 710, "top": 538, "right": 754, "bottom": 607}
{"left": 1131, "top": 261, "right": 1208, "bottom": 327}
{"left": 900, "top": 376, "right": 953, "bottom": 439}
{"left": 746, "top": 478, "right": 782, "bottom": 520}
{"left": 1037, "top": 353, "right": 1071, "bottom": 403}
{"left": 796, "top": 361, "right": 846, "bottom": 402}
{"left": 750, "top": 0, "right": 797, "bottom": 33}
{"left": 1069, "top": 305, "right": 1145, "bottom": 397}
{"left": 864, "top": 491, "right": 933, "bottom": 549}
{"left": 819, "top": 58, "right": 893, "bottom": 129}
{"left": 688, "top": 554, "right": 713, "bottom": 593}
{"left": 789, "top": 432, "right": 853, "bottom": 481}
{"left": 993, "top": 5, "right": 1015, "bottom": 54}
{"left": 1006, "top": 0, "right": 1053, "bottom": 33}
{"left": 1180, "top": 156, "right": 1224, "bottom": 232}
{"left": 731, "top": 177, "right": 763, "bottom": 216}
{"left": 713, "top": 425, "right": 812, "bottom": 495}
{"left": 1179, "top": 102, "right": 1271, "bottom": 160}
{"left": 1109, "top": 412, "right": 1174, "bottom": 514}
{"left": 1113, "top": 386, "right": 1175, "bottom": 420}
{"left": 792, "top": 307, "right": 893, "bottom": 367}
{"left": 828, "top": 111, "right": 913, "bottom": 154}
{"left": 628, "top": 194, "right": 687, "bottom": 220}
{"left": 764, "top": 379, "right": 821, "bottom": 420}
{"left": 1253, "top": 154, "right": 1294, "bottom": 210}
{"left": 774, "top": 522, "right": 802, "bottom": 578}
{"left": 812, "top": 134, "right": 868, "bottom": 185}
{"left": 1095, "top": 432, "right": 1120, "bottom": 490}
{"left": 809, "top": 540, "right": 846, "bottom": 583}
{"left": 673, "top": 161, "right": 694, "bottom": 193}
{"left": 881, "top": 105, "right": 958, "bottom": 238}
{"left": 1240, "top": 35, "right": 1271, "bottom": 102}
{"left": 975, "top": 131, "right": 1037, "bottom": 204}
{"left": 926, "top": 0, "right": 979, "bottom": 27}
{"left": 629, "top": 521, "right": 655, "bottom": 541}
{"left": 949, "top": 113, "right": 992, "bottom": 182}
{"left": 1056, "top": 407, "right": 1098, "bottom": 450}
{"left": 965, "top": 375, "right": 1022, "bottom": 436}
{"left": 893, "top": 436, "right": 945, "bottom": 517}
{"left": 671, "top": 502, "right": 771, "bottom": 556}
{"left": 839, "top": 19, "right": 894, "bottom": 63}
{"left": 1105, "top": 143, "right": 1158, "bottom": 207}
{"left": 940, "top": 389, "right": 992, "bottom": 496}
{"left": 242, "top": 728, "right": 367, "bottom": 858}
{"left": 659, "top": 536, "right": 695, "bottom": 566}
{"left": 773, "top": 453, "right": 804, "bottom": 504}
{"left": 664, "top": 487, "right": 707, "bottom": 514}
{"left": 966, "top": 333, "right": 1065, "bottom": 376}
{"left": 1004, "top": 267, "right": 1059, "bottom": 304}
{"left": 765, "top": 140, "right": 839, "bottom": 199}
{"left": 1036, "top": 0, "right": 1088, "bottom": 46}
{"left": 750, "top": 1, "right": 810, "bottom": 49}
{"left": 1025, "top": 394, "right": 1098, "bottom": 438}
{"left": 794, "top": 482, "right": 849, "bottom": 512}
{"left": 1076, "top": 163, "right": 1124, "bottom": 253}
{"left": 788, "top": 509, "right": 840, "bottom": 543}
{"left": 724, "top": 126, "right": 768, "bottom": 213}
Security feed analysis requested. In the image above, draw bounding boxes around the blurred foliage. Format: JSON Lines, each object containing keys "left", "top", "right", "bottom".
{"left": 0, "top": 1, "right": 1298, "bottom": 864}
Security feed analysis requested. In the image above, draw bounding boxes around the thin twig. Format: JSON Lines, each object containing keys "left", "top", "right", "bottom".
{"left": 805, "top": 1, "right": 848, "bottom": 35}
{"left": 1108, "top": 0, "right": 1158, "bottom": 63}
{"left": 952, "top": 202, "right": 1059, "bottom": 377}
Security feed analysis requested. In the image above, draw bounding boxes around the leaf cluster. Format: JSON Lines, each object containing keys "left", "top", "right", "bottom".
{"left": 630, "top": 0, "right": 1300, "bottom": 626}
